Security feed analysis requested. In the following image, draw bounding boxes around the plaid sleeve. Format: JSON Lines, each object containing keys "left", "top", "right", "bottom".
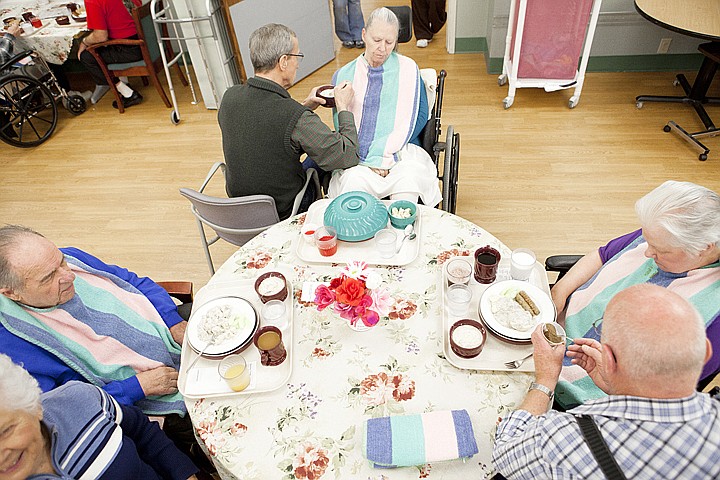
{"left": 0, "top": 35, "right": 15, "bottom": 65}
{"left": 291, "top": 110, "right": 359, "bottom": 171}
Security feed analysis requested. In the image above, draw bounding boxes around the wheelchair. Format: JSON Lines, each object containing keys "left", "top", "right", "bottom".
{"left": 0, "top": 49, "right": 87, "bottom": 148}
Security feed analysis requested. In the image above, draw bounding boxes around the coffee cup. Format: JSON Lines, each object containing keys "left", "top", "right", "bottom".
{"left": 253, "top": 326, "right": 287, "bottom": 366}
{"left": 474, "top": 246, "right": 501, "bottom": 284}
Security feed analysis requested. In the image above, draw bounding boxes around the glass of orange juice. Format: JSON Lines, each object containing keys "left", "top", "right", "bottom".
{"left": 218, "top": 355, "right": 251, "bottom": 392}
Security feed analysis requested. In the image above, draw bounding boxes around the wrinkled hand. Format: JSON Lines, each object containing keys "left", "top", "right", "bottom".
{"left": 302, "top": 85, "right": 325, "bottom": 110}
{"left": 136, "top": 366, "right": 178, "bottom": 396}
{"left": 7, "top": 23, "right": 21, "bottom": 37}
{"left": 566, "top": 338, "right": 610, "bottom": 393}
{"left": 530, "top": 325, "right": 565, "bottom": 388}
{"left": 333, "top": 81, "right": 354, "bottom": 111}
{"left": 370, "top": 167, "right": 389, "bottom": 177}
{"left": 169, "top": 321, "right": 188, "bottom": 345}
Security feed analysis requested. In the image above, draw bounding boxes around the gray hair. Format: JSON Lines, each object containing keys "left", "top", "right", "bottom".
{"left": 365, "top": 7, "right": 399, "bottom": 34}
{"left": 0, "top": 225, "right": 43, "bottom": 291}
{"left": 0, "top": 353, "right": 43, "bottom": 414}
{"left": 635, "top": 180, "right": 720, "bottom": 254}
{"left": 249, "top": 23, "right": 296, "bottom": 73}
{"left": 602, "top": 284, "right": 707, "bottom": 381}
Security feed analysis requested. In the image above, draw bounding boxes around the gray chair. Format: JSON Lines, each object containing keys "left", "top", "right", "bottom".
{"left": 180, "top": 161, "right": 321, "bottom": 274}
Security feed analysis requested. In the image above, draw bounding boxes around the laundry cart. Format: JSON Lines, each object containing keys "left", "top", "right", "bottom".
{"left": 498, "top": 0, "right": 602, "bottom": 109}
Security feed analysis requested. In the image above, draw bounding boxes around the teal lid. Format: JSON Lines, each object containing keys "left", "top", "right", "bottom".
{"left": 324, "top": 191, "right": 389, "bottom": 242}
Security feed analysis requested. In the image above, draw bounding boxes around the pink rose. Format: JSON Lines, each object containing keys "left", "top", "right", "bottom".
{"left": 314, "top": 284, "right": 335, "bottom": 311}
{"left": 370, "top": 288, "right": 392, "bottom": 317}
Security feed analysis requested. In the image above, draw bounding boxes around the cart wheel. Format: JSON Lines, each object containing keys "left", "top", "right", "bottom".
{"left": 66, "top": 95, "right": 86, "bottom": 116}
{"left": 699, "top": 153, "right": 708, "bottom": 161}
{"left": 170, "top": 110, "right": 180, "bottom": 125}
{"left": 568, "top": 97, "right": 579, "bottom": 109}
{"left": 502, "top": 97, "right": 514, "bottom": 109}
{"left": 663, "top": 124, "right": 671, "bottom": 133}
{"left": 636, "top": 101, "right": 643, "bottom": 109}
{"left": 497, "top": 74, "right": 507, "bottom": 87}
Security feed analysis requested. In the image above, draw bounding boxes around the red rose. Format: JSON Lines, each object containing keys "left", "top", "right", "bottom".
{"left": 334, "top": 277, "right": 366, "bottom": 306}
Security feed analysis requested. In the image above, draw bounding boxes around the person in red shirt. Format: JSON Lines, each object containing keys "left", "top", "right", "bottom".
{"left": 77, "top": 0, "right": 144, "bottom": 109}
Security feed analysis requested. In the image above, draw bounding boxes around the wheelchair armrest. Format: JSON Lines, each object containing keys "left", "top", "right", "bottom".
{"left": 0, "top": 50, "right": 34, "bottom": 72}
{"left": 545, "top": 255, "right": 583, "bottom": 273}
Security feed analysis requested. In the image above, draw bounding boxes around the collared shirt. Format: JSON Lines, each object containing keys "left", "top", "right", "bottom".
{"left": 291, "top": 109, "right": 359, "bottom": 171}
{"left": 493, "top": 393, "right": 720, "bottom": 479}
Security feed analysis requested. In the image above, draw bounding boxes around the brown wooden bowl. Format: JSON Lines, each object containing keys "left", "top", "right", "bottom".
{"left": 449, "top": 319, "right": 487, "bottom": 358}
{"left": 316, "top": 85, "right": 336, "bottom": 108}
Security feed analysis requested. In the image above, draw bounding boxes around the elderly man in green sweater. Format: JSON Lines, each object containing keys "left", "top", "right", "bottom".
{"left": 218, "top": 23, "right": 360, "bottom": 220}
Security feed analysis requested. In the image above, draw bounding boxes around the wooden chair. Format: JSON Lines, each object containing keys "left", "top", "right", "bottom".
{"left": 85, "top": 1, "right": 186, "bottom": 113}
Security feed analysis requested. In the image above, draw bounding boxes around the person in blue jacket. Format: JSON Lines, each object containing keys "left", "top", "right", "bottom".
{"left": 0, "top": 353, "right": 199, "bottom": 480}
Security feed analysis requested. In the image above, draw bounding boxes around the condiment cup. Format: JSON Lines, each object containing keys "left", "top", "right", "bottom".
{"left": 374, "top": 229, "right": 397, "bottom": 258}
{"left": 446, "top": 257, "right": 473, "bottom": 286}
{"left": 254, "top": 271, "right": 288, "bottom": 303}
{"left": 261, "top": 299, "right": 288, "bottom": 330}
{"left": 447, "top": 283, "right": 472, "bottom": 317}
{"left": 301, "top": 223, "right": 318, "bottom": 244}
{"left": 542, "top": 322, "right": 567, "bottom": 347}
{"left": 218, "top": 354, "right": 251, "bottom": 392}
{"left": 510, "top": 248, "right": 536, "bottom": 281}
{"left": 449, "top": 319, "right": 487, "bottom": 358}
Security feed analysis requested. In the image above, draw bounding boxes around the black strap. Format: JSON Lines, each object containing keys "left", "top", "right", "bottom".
{"left": 574, "top": 414, "right": 628, "bottom": 480}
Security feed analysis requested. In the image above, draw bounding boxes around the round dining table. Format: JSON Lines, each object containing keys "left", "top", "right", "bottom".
{"left": 181, "top": 204, "right": 544, "bottom": 480}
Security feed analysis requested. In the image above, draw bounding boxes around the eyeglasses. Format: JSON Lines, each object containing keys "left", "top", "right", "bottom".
{"left": 590, "top": 318, "right": 603, "bottom": 340}
{"left": 285, "top": 53, "right": 304, "bottom": 64}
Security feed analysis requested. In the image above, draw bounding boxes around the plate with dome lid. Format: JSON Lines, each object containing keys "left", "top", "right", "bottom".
{"left": 296, "top": 196, "right": 422, "bottom": 266}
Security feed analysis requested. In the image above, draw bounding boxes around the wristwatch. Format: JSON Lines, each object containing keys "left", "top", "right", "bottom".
{"left": 529, "top": 382, "right": 554, "bottom": 402}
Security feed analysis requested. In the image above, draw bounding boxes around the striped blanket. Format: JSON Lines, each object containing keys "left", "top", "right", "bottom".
{"left": 333, "top": 52, "right": 422, "bottom": 169}
{"left": 556, "top": 234, "right": 720, "bottom": 408}
{"left": 0, "top": 254, "right": 185, "bottom": 415}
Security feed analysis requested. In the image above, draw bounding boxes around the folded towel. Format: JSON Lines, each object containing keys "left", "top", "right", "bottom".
{"left": 365, "top": 410, "right": 478, "bottom": 468}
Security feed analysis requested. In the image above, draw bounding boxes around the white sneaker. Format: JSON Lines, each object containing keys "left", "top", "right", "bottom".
{"left": 416, "top": 39, "right": 429, "bottom": 48}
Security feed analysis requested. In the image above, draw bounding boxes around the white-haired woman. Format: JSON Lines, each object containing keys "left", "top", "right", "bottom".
{"left": 552, "top": 180, "right": 720, "bottom": 409}
{"left": 0, "top": 354, "right": 199, "bottom": 480}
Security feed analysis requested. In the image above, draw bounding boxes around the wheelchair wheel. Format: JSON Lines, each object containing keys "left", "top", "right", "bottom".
{"left": 0, "top": 76, "right": 58, "bottom": 148}
{"left": 66, "top": 94, "right": 86, "bottom": 116}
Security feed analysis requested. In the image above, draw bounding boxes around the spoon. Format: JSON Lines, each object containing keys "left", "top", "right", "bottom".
{"left": 185, "top": 336, "right": 217, "bottom": 372}
{"left": 396, "top": 224, "right": 417, "bottom": 253}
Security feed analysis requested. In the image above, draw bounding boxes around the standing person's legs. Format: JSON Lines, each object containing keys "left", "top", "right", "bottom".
{"left": 347, "top": 0, "right": 365, "bottom": 46}
{"left": 428, "top": 0, "right": 447, "bottom": 35}
{"left": 332, "top": 0, "right": 355, "bottom": 47}
{"left": 411, "top": 0, "right": 432, "bottom": 45}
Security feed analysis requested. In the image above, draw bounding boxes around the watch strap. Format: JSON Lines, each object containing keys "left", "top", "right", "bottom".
{"left": 529, "top": 382, "right": 554, "bottom": 400}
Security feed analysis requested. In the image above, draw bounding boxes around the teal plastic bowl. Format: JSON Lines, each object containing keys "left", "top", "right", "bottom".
{"left": 324, "top": 191, "right": 389, "bottom": 242}
{"left": 388, "top": 200, "right": 417, "bottom": 229}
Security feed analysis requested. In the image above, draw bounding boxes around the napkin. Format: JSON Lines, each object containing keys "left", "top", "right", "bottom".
{"left": 364, "top": 410, "right": 478, "bottom": 468}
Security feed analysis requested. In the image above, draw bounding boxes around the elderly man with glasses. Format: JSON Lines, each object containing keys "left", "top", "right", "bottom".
{"left": 218, "top": 23, "right": 360, "bottom": 220}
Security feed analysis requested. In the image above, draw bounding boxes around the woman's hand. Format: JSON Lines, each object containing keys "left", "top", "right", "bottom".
{"left": 7, "top": 23, "right": 21, "bottom": 37}
{"left": 370, "top": 167, "right": 389, "bottom": 178}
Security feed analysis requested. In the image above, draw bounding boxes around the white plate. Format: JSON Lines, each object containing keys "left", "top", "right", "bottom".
{"left": 187, "top": 296, "right": 258, "bottom": 357}
{"left": 296, "top": 199, "right": 422, "bottom": 266}
{"left": 478, "top": 280, "right": 555, "bottom": 341}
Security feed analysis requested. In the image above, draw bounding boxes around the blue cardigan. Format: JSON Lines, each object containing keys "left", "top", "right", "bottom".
{"left": 31, "top": 382, "right": 197, "bottom": 480}
{"left": 0, "top": 247, "right": 184, "bottom": 406}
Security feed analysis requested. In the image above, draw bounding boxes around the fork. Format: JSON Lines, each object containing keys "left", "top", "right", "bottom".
{"left": 504, "top": 353, "right": 533, "bottom": 369}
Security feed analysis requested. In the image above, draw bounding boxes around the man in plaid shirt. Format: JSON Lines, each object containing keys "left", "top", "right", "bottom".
{"left": 0, "top": 23, "right": 20, "bottom": 67}
{"left": 493, "top": 284, "right": 720, "bottom": 479}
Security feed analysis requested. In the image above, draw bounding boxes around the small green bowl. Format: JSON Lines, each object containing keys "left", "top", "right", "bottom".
{"left": 388, "top": 200, "right": 417, "bottom": 229}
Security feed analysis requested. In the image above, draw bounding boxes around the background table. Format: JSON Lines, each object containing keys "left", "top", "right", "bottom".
{"left": 183, "top": 206, "right": 537, "bottom": 480}
{"left": 3, "top": 1, "right": 88, "bottom": 64}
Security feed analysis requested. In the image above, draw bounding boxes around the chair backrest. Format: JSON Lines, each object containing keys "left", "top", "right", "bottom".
{"left": 133, "top": 1, "right": 161, "bottom": 62}
{"left": 386, "top": 5, "right": 413, "bottom": 44}
{"left": 179, "top": 187, "right": 281, "bottom": 247}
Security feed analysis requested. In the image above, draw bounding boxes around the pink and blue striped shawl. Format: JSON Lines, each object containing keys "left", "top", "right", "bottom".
{"left": 556, "top": 234, "right": 720, "bottom": 408}
{"left": 332, "top": 52, "right": 422, "bottom": 169}
{"left": 0, "top": 254, "right": 185, "bottom": 415}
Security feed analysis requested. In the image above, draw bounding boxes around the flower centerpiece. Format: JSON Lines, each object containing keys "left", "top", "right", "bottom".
{"left": 314, "top": 261, "right": 391, "bottom": 329}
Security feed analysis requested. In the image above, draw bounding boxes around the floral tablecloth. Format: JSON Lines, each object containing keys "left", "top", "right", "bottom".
{"left": 186, "top": 207, "right": 535, "bottom": 480}
{"left": 3, "top": 1, "right": 87, "bottom": 64}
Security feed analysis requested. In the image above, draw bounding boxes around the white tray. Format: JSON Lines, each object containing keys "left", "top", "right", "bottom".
{"left": 296, "top": 199, "right": 422, "bottom": 266}
{"left": 178, "top": 267, "right": 294, "bottom": 399}
{"left": 441, "top": 257, "right": 553, "bottom": 372}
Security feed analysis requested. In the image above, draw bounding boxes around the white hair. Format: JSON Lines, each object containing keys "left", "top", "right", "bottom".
{"left": 635, "top": 180, "right": 720, "bottom": 254}
{"left": 0, "top": 353, "right": 42, "bottom": 414}
{"left": 365, "top": 7, "right": 399, "bottom": 33}
{"left": 602, "top": 285, "right": 707, "bottom": 381}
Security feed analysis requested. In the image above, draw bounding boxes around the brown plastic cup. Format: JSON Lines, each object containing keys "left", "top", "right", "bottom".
{"left": 253, "top": 326, "right": 287, "bottom": 366}
{"left": 474, "top": 246, "right": 501, "bottom": 284}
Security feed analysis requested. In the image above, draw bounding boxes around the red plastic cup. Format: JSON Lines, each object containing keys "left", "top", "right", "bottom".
{"left": 30, "top": 16, "right": 42, "bottom": 28}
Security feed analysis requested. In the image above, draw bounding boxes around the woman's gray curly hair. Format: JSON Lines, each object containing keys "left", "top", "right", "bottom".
{"left": 0, "top": 353, "right": 43, "bottom": 414}
{"left": 635, "top": 180, "right": 720, "bottom": 254}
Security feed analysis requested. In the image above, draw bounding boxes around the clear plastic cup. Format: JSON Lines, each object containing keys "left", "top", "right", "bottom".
{"left": 447, "top": 284, "right": 472, "bottom": 317}
{"left": 446, "top": 257, "right": 473, "bottom": 286}
{"left": 218, "top": 355, "right": 251, "bottom": 392}
{"left": 261, "top": 299, "right": 288, "bottom": 329}
{"left": 314, "top": 226, "right": 337, "bottom": 257}
{"left": 374, "top": 229, "right": 397, "bottom": 258}
{"left": 510, "top": 248, "right": 536, "bottom": 281}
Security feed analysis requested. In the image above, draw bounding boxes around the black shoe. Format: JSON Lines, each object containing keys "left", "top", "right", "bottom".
{"left": 355, "top": 40, "right": 365, "bottom": 48}
{"left": 112, "top": 91, "right": 143, "bottom": 109}
{"left": 342, "top": 40, "right": 355, "bottom": 48}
